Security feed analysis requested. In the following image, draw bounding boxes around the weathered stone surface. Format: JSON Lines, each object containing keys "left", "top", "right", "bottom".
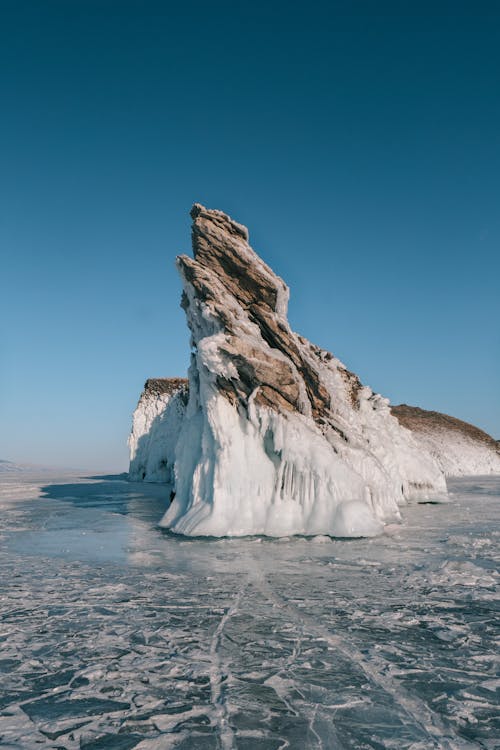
{"left": 177, "top": 205, "right": 345, "bottom": 425}
{"left": 143, "top": 378, "right": 188, "bottom": 399}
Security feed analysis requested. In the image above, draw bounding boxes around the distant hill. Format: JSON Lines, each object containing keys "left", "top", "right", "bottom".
{"left": 0, "top": 460, "right": 25, "bottom": 473}
{"left": 0, "top": 460, "right": 68, "bottom": 474}
{"left": 391, "top": 405, "right": 500, "bottom": 476}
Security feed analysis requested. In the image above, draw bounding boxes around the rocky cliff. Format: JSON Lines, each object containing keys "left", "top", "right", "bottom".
{"left": 130, "top": 381, "right": 500, "bottom": 488}
{"left": 391, "top": 404, "right": 500, "bottom": 476}
{"left": 131, "top": 204, "right": 454, "bottom": 537}
{"left": 128, "top": 378, "right": 188, "bottom": 483}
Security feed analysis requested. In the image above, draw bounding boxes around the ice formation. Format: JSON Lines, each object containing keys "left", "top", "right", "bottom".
{"left": 392, "top": 404, "right": 500, "bottom": 477}
{"left": 128, "top": 378, "right": 188, "bottom": 483}
{"left": 129, "top": 204, "right": 459, "bottom": 537}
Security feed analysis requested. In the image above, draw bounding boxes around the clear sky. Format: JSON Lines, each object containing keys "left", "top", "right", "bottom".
{"left": 1, "top": 1, "right": 499, "bottom": 470}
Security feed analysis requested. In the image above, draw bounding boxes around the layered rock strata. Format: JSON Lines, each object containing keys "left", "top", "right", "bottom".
{"left": 131, "top": 204, "right": 454, "bottom": 537}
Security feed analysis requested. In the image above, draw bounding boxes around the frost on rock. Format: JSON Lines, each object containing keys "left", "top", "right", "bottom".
{"left": 392, "top": 404, "right": 500, "bottom": 477}
{"left": 128, "top": 378, "right": 188, "bottom": 482}
{"left": 130, "top": 203, "right": 451, "bottom": 538}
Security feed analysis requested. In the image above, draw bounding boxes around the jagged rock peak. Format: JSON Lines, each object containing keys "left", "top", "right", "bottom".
{"left": 181, "top": 203, "right": 289, "bottom": 320}
{"left": 178, "top": 204, "right": 336, "bottom": 421}
{"left": 154, "top": 204, "right": 448, "bottom": 536}
{"left": 190, "top": 202, "right": 249, "bottom": 240}
{"left": 129, "top": 206, "right": 499, "bottom": 535}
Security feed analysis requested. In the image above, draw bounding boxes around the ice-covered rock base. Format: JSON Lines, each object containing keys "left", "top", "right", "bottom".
{"left": 127, "top": 205, "right": 463, "bottom": 538}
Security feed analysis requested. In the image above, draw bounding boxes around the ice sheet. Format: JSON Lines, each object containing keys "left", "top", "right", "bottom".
{"left": 0, "top": 471, "right": 498, "bottom": 748}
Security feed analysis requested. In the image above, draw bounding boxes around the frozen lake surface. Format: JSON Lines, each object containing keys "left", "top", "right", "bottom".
{"left": 0, "top": 472, "right": 498, "bottom": 749}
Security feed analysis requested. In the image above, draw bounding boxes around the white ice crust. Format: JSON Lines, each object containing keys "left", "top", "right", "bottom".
{"left": 159, "top": 366, "right": 446, "bottom": 538}
{"left": 128, "top": 388, "right": 186, "bottom": 483}
{"left": 405, "top": 427, "right": 500, "bottom": 477}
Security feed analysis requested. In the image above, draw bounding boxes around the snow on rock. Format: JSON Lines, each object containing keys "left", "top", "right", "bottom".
{"left": 128, "top": 378, "right": 188, "bottom": 482}
{"left": 146, "top": 203, "right": 449, "bottom": 537}
{"left": 391, "top": 405, "right": 500, "bottom": 477}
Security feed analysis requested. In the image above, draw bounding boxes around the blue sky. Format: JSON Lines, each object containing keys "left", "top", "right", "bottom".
{"left": 1, "top": 1, "right": 499, "bottom": 470}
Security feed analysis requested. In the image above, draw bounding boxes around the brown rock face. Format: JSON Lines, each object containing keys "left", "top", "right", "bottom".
{"left": 178, "top": 203, "right": 341, "bottom": 425}
{"left": 143, "top": 378, "right": 189, "bottom": 399}
{"left": 190, "top": 203, "right": 281, "bottom": 313}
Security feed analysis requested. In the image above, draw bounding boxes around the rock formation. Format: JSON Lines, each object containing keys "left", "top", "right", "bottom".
{"left": 130, "top": 204, "right": 454, "bottom": 537}
{"left": 128, "top": 378, "right": 188, "bottom": 483}
{"left": 130, "top": 380, "right": 500, "bottom": 489}
{"left": 391, "top": 404, "right": 500, "bottom": 476}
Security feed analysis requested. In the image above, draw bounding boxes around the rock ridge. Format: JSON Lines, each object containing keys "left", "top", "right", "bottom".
{"left": 129, "top": 205, "right": 499, "bottom": 534}
{"left": 151, "top": 204, "right": 451, "bottom": 536}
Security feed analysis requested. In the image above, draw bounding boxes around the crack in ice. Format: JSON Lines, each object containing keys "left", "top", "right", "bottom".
{"left": 209, "top": 583, "right": 247, "bottom": 749}
{"left": 252, "top": 568, "right": 460, "bottom": 749}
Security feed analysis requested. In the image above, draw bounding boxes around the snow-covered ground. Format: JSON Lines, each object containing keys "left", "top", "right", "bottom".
{"left": 0, "top": 470, "right": 498, "bottom": 749}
